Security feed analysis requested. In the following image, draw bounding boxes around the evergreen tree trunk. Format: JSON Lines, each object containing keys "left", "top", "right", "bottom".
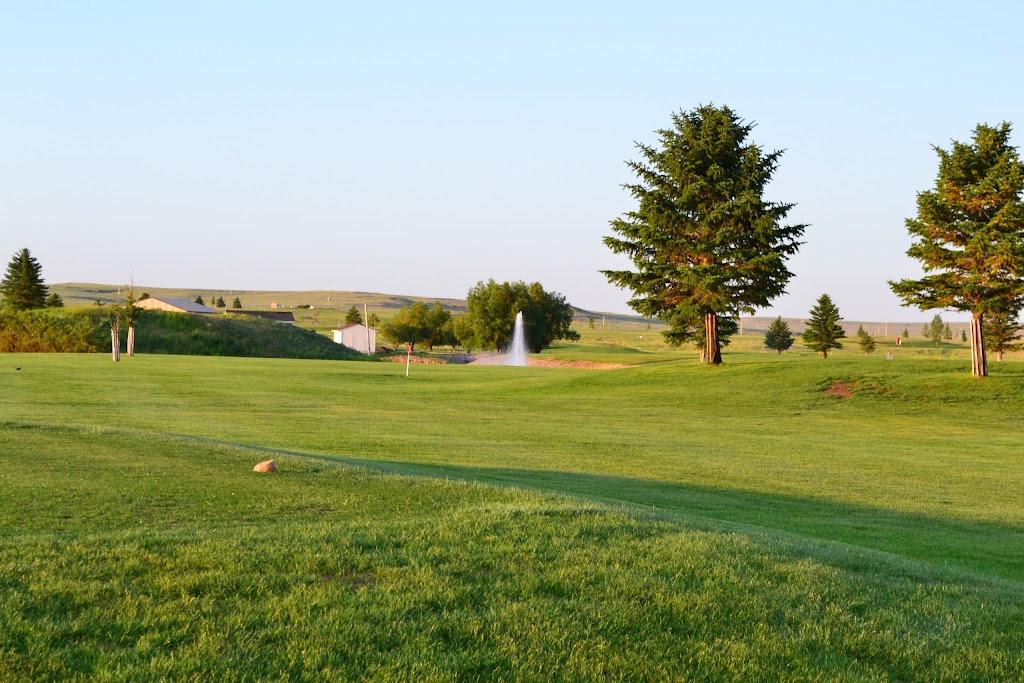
{"left": 705, "top": 312, "right": 722, "bottom": 365}
{"left": 970, "top": 312, "right": 987, "bottom": 377}
{"left": 127, "top": 326, "right": 135, "bottom": 356}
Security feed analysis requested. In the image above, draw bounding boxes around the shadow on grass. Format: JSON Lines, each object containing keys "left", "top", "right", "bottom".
{"left": 317, "top": 455, "right": 1024, "bottom": 585}
{"left": 163, "top": 431, "right": 1024, "bottom": 585}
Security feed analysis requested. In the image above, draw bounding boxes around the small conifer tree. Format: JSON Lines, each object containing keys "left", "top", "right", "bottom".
{"left": 764, "top": 316, "right": 794, "bottom": 354}
{"left": 929, "top": 314, "right": 945, "bottom": 345}
{"left": 961, "top": 329, "right": 968, "bottom": 343}
{"left": 856, "top": 326, "right": 877, "bottom": 356}
{"left": 232, "top": 297, "right": 242, "bottom": 308}
{"left": 216, "top": 296, "right": 226, "bottom": 308}
{"left": 0, "top": 248, "right": 49, "bottom": 311}
{"left": 194, "top": 295, "right": 204, "bottom": 306}
{"left": 983, "top": 312, "right": 1023, "bottom": 361}
{"left": 902, "top": 327, "right": 909, "bottom": 339}
{"left": 803, "top": 294, "right": 846, "bottom": 359}
{"left": 345, "top": 306, "right": 363, "bottom": 325}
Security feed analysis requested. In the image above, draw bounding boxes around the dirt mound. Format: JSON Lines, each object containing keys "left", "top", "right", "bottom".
{"left": 823, "top": 383, "right": 855, "bottom": 399}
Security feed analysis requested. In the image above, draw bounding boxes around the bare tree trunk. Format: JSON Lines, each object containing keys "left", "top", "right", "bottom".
{"left": 997, "top": 350, "right": 1004, "bottom": 362}
{"left": 705, "top": 312, "right": 722, "bottom": 365}
{"left": 970, "top": 312, "right": 987, "bottom": 377}
{"left": 127, "top": 325, "right": 135, "bottom": 356}
{"left": 111, "top": 329, "right": 120, "bottom": 362}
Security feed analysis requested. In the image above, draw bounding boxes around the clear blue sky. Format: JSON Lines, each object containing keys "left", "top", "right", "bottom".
{"left": 3, "top": 1, "right": 1022, "bottom": 321}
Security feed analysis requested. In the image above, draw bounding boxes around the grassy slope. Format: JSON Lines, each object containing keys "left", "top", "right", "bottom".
{"left": 2, "top": 353, "right": 1024, "bottom": 679}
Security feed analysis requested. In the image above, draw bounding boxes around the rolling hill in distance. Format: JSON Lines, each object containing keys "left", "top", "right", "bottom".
{"left": 50, "top": 282, "right": 961, "bottom": 337}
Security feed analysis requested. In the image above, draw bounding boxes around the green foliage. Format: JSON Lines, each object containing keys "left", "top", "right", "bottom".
{"left": 140, "top": 292, "right": 150, "bottom": 300}
{"left": 231, "top": 297, "right": 242, "bottom": 308}
{"left": 603, "top": 104, "right": 805, "bottom": 364}
{"left": 803, "top": 294, "right": 846, "bottom": 359}
{"left": 463, "top": 280, "right": 578, "bottom": 353}
{"left": 930, "top": 314, "right": 945, "bottom": 345}
{"left": 451, "top": 314, "right": 475, "bottom": 350}
{"left": 215, "top": 296, "right": 226, "bottom": 308}
{"left": 380, "top": 302, "right": 450, "bottom": 351}
{"left": 367, "top": 312, "right": 380, "bottom": 328}
{"left": 902, "top": 327, "right": 910, "bottom": 339}
{"left": 962, "top": 328, "right": 968, "bottom": 342}
{"left": 890, "top": 123, "right": 1024, "bottom": 374}
{"left": 344, "top": 306, "right": 363, "bottom": 325}
{"left": 921, "top": 323, "right": 929, "bottom": 337}
{"left": 764, "top": 316, "right": 794, "bottom": 354}
{"left": 0, "top": 309, "right": 98, "bottom": 352}
{"left": 857, "top": 326, "right": 877, "bottom": 356}
{"left": 1, "top": 248, "right": 49, "bottom": 311}
{"left": 194, "top": 295, "right": 205, "bottom": 306}
{"left": 663, "top": 313, "right": 738, "bottom": 352}
{"left": 983, "top": 311, "right": 1023, "bottom": 360}
{"left": 944, "top": 323, "right": 953, "bottom": 340}
{"left": 45, "top": 293, "right": 63, "bottom": 308}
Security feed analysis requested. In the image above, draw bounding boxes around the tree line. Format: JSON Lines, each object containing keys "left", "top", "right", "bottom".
{"left": 604, "top": 105, "right": 1024, "bottom": 377}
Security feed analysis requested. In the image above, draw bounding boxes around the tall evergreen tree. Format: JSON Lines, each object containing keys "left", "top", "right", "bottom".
{"left": 983, "top": 311, "right": 1023, "bottom": 361}
{"left": 0, "top": 248, "right": 49, "bottom": 311}
{"left": 890, "top": 122, "right": 1024, "bottom": 377}
{"left": 764, "top": 316, "right": 794, "bottom": 354}
{"left": 803, "top": 294, "right": 846, "bottom": 359}
{"left": 603, "top": 105, "right": 805, "bottom": 365}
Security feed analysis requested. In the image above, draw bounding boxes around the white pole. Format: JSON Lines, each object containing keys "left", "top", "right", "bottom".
{"left": 406, "top": 343, "right": 411, "bottom": 377}
{"left": 364, "top": 303, "right": 370, "bottom": 354}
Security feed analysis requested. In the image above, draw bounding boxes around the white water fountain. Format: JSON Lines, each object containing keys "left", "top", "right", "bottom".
{"left": 504, "top": 311, "right": 528, "bottom": 366}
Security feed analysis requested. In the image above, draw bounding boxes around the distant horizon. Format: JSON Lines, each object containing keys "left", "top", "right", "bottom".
{"left": 47, "top": 280, "right": 970, "bottom": 325}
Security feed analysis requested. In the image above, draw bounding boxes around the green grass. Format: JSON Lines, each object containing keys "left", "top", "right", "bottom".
{"left": 2, "top": 352, "right": 1024, "bottom": 680}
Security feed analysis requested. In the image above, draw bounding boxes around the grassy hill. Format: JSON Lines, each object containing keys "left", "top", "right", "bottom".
{"left": 1, "top": 352, "right": 1023, "bottom": 679}
{"left": 0, "top": 308, "right": 363, "bottom": 360}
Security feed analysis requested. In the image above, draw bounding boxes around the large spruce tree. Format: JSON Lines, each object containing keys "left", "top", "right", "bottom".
{"left": 803, "top": 294, "right": 845, "bottom": 359}
{"left": 0, "top": 248, "right": 49, "bottom": 311}
{"left": 603, "top": 105, "right": 805, "bottom": 364}
{"left": 890, "top": 122, "right": 1024, "bottom": 377}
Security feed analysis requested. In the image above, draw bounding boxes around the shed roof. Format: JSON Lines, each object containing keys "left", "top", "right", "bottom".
{"left": 143, "top": 297, "right": 220, "bottom": 314}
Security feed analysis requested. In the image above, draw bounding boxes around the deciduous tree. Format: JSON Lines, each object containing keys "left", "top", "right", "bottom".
{"left": 890, "top": 122, "right": 1024, "bottom": 377}
{"left": 464, "top": 280, "right": 579, "bottom": 353}
{"left": 603, "top": 104, "right": 805, "bottom": 365}
{"left": 803, "top": 295, "right": 845, "bottom": 359}
{"left": 1, "top": 248, "right": 49, "bottom": 311}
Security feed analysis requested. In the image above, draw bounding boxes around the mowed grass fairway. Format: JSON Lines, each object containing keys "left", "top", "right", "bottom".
{"left": 2, "top": 352, "right": 1024, "bottom": 681}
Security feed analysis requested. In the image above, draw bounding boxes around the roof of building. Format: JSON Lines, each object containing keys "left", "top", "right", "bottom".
{"left": 225, "top": 310, "right": 296, "bottom": 323}
{"left": 334, "top": 323, "right": 374, "bottom": 331}
{"left": 140, "top": 296, "right": 220, "bottom": 314}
